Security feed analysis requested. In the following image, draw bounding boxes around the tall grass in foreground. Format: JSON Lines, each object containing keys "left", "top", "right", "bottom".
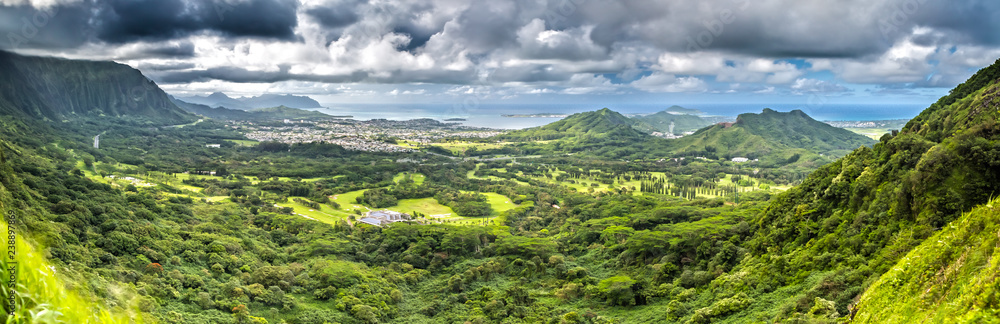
{"left": 1, "top": 213, "right": 141, "bottom": 323}
{"left": 853, "top": 197, "right": 1000, "bottom": 323}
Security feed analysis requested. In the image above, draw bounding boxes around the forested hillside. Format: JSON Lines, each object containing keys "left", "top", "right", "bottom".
{"left": 667, "top": 108, "right": 875, "bottom": 166}
{"left": 631, "top": 108, "right": 715, "bottom": 135}
{"left": 501, "top": 108, "right": 649, "bottom": 142}
{"left": 730, "top": 58, "right": 1000, "bottom": 320}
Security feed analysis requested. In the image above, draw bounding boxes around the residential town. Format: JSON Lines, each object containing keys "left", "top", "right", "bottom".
{"left": 232, "top": 118, "right": 504, "bottom": 152}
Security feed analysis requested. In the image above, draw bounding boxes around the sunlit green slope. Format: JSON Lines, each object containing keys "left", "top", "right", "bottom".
{"left": 1, "top": 142, "right": 143, "bottom": 323}
{"left": 852, "top": 197, "right": 1000, "bottom": 323}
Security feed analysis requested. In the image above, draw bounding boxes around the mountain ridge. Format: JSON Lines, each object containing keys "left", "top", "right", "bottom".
{"left": 179, "top": 92, "right": 323, "bottom": 110}
{"left": 0, "top": 50, "right": 193, "bottom": 123}
{"left": 666, "top": 108, "right": 875, "bottom": 166}
{"left": 170, "top": 96, "right": 334, "bottom": 121}
{"left": 631, "top": 107, "right": 717, "bottom": 135}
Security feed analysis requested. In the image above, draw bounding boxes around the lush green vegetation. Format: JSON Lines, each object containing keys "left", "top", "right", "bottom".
{"left": 492, "top": 107, "right": 873, "bottom": 172}
{"left": 668, "top": 109, "right": 875, "bottom": 167}
{"left": 3, "top": 52, "right": 1000, "bottom": 324}
{"left": 630, "top": 107, "right": 715, "bottom": 135}
{"left": 852, "top": 197, "right": 1000, "bottom": 323}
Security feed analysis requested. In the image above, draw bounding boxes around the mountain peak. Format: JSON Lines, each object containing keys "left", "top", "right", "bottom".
{"left": 672, "top": 108, "right": 874, "bottom": 163}
{"left": 207, "top": 92, "right": 232, "bottom": 99}
{"left": 502, "top": 108, "right": 648, "bottom": 142}
{"left": 179, "top": 92, "right": 321, "bottom": 110}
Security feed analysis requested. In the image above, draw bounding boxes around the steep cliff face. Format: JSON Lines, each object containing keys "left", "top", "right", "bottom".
{"left": 0, "top": 50, "right": 193, "bottom": 123}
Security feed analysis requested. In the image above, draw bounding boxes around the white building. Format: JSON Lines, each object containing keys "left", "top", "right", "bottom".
{"left": 361, "top": 210, "right": 412, "bottom": 226}
{"left": 731, "top": 157, "right": 750, "bottom": 163}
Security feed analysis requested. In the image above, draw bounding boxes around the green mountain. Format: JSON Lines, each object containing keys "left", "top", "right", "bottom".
{"left": 730, "top": 58, "right": 1000, "bottom": 321}
{"left": 502, "top": 108, "right": 650, "bottom": 141}
{"left": 667, "top": 108, "right": 876, "bottom": 166}
{"left": 178, "top": 92, "right": 323, "bottom": 110}
{"left": 631, "top": 109, "right": 715, "bottom": 134}
{"left": 497, "top": 107, "right": 874, "bottom": 165}
{"left": 172, "top": 97, "right": 334, "bottom": 121}
{"left": 0, "top": 50, "right": 193, "bottom": 123}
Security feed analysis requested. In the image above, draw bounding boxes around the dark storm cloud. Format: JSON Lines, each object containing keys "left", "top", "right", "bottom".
{"left": 2, "top": 0, "right": 999, "bottom": 92}
{"left": 392, "top": 25, "right": 433, "bottom": 53}
{"left": 150, "top": 65, "right": 477, "bottom": 85}
{"left": 95, "top": 0, "right": 299, "bottom": 43}
{"left": 154, "top": 65, "right": 303, "bottom": 83}
{"left": 114, "top": 41, "right": 196, "bottom": 60}
{"left": 446, "top": 2, "right": 522, "bottom": 53}
{"left": 5, "top": 0, "right": 998, "bottom": 60}
{"left": 489, "top": 64, "right": 574, "bottom": 83}
{"left": 0, "top": 4, "right": 94, "bottom": 50}
{"left": 564, "top": 0, "right": 999, "bottom": 58}
{"left": 136, "top": 61, "right": 197, "bottom": 71}
{"left": 578, "top": 0, "right": 892, "bottom": 58}
{"left": 0, "top": 0, "right": 298, "bottom": 50}
{"left": 907, "top": 0, "right": 1000, "bottom": 45}
{"left": 305, "top": 5, "right": 358, "bottom": 29}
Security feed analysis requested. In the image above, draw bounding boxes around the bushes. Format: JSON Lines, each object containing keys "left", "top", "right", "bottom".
{"left": 493, "top": 236, "right": 557, "bottom": 259}
{"left": 435, "top": 191, "right": 494, "bottom": 216}
{"left": 597, "top": 276, "right": 638, "bottom": 306}
{"left": 356, "top": 188, "right": 397, "bottom": 208}
{"left": 687, "top": 293, "right": 753, "bottom": 324}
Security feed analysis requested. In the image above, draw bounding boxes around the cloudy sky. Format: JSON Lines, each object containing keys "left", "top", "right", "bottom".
{"left": 2, "top": 0, "right": 999, "bottom": 108}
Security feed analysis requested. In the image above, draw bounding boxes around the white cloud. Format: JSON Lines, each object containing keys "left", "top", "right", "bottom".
{"left": 631, "top": 73, "right": 707, "bottom": 93}
{"left": 0, "top": 0, "right": 77, "bottom": 8}
{"left": 516, "top": 19, "right": 607, "bottom": 61}
{"left": 790, "top": 78, "right": 848, "bottom": 94}
{"left": 8, "top": 0, "right": 999, "bottom": 102}
{"left": 654, "top": 54, "right": 803, "bottom": 84}
{"left": 808, "top": 29, "right": 937, "bottom": 84}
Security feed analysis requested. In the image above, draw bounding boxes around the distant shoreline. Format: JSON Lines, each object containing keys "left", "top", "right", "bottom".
{"left": 501, "top": 113, "right": 569, "bottom": 118}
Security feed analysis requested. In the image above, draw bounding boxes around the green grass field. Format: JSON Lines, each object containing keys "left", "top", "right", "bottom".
{"left": 458, "top": 191, "right": 518, "bottom": 213}
{"left": 276, "top": 201, "right": 347, "bottom": 225}
{"left": 225, "top": 139, "right": 259, "bottom": 146}
{"left": 430, "top": 141, "right": 510, "bottom": 154}
{"left": 387, "top": 198, "right": 455, "bottom": 217}
{"left": 332, "top": 189, "right": 368, "bottom": 213}
{"left": 393, "top": 172, "right": 426, "bottom": 185}
{"left": 845, "top": 128, "right": 895, "bottom": 140}
{"left": 481, "top": 192, "right": 517, "bottom": 213}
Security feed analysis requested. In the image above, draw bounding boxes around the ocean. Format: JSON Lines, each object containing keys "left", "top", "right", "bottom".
{"left": 311, "top": 103, "right": 928, "bottom": 129}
